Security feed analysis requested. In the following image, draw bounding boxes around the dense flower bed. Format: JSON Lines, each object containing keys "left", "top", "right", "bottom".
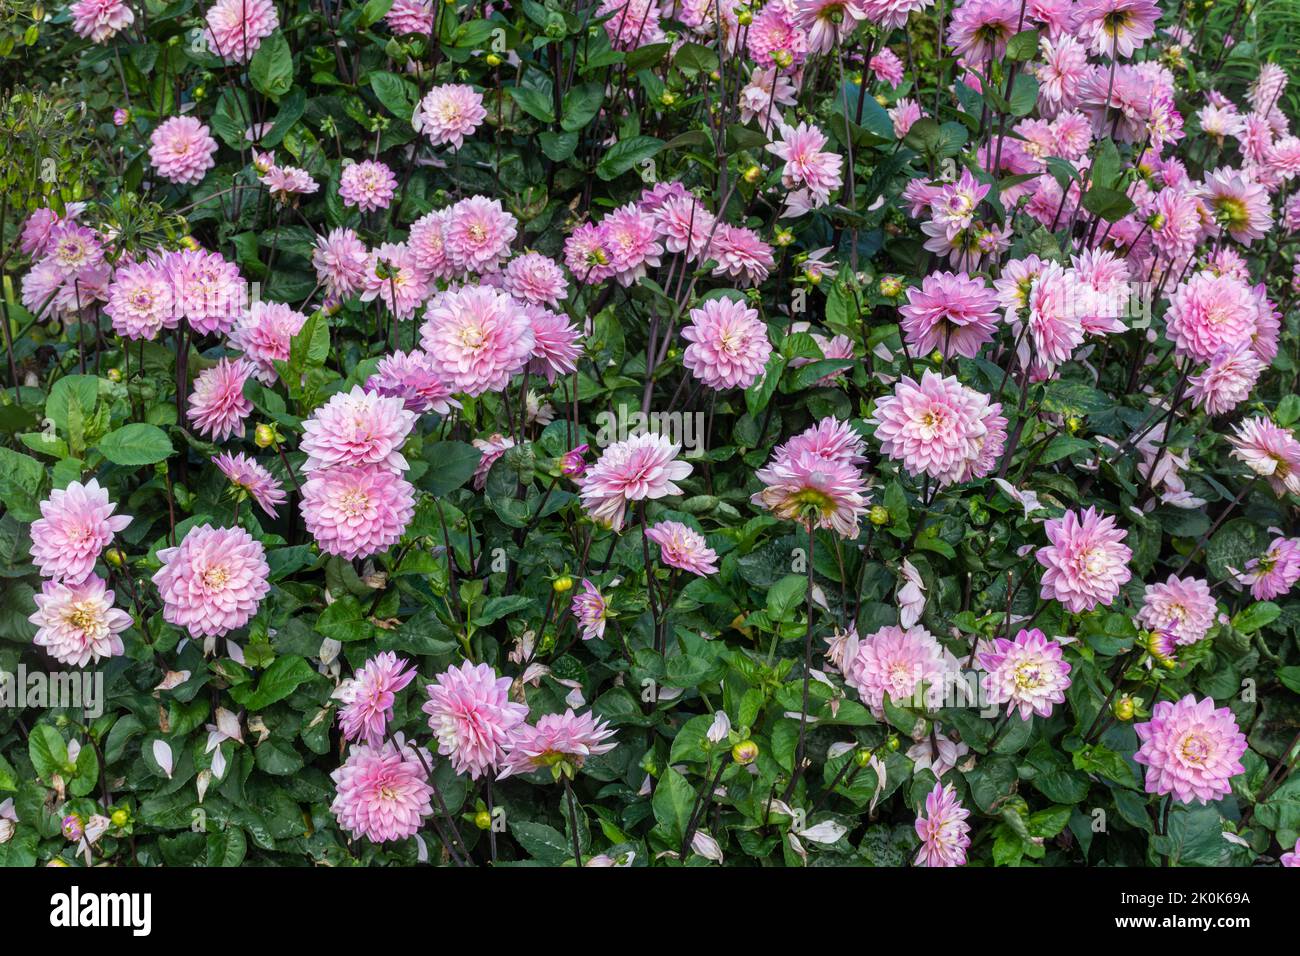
{"left": 0, "top": 0, "right": 1298, "bottom": 868}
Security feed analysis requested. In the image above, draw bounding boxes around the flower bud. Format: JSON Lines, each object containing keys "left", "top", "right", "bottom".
{"left": 773, "top": 227, "right": 794, "bottom": 246}
{"left": 474, "top": 810, "right": 493, "bottom": 830}
{"left": 660, "top": 91, "right": 677, "bottom": 107}
{"left": 255, "top": 423, "right": 276, "bottom": 448}
{"left": 104, "top": 547, "right": 126, "bottom": 568}
{"left": 107, "top": 367, "right": 122, "bottom": 383}
{"left": 869, "top": 504, "right": 890, "bottom": 526}
{"left": 743, "top": 164, "right": 762, "bottom": 184}
{"left": 879, "top": 275, "right": 904, "bottom": 297}
{"left": 772, "top": 49, "right": 794, "bottom": 70}
{"left": 110, "top": 808, "right": 129, "bottom": 828}
{"left": 737, "top": 9, "right": 752, "bottom": 25}
{"left": 553, "top": 575, "right": 574, "bottom": 594}
{"left": 485, "top": 52, "right": 503, "bottom": 67}
{"left": 731, "top": 740, "right": 759, "bottom": 765}
{"left": 855, "top": 748, "right": 873, "bottom": 768}
{"left": 1113, "top": 695, "right": 1136, "bottom": 721}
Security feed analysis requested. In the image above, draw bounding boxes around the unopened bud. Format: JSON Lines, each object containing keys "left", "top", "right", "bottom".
{"left": 254, "top": 424, "right": 276, "bottom": 448}
{"left": 731, "top": 740, "right": 759, "bottom": 765}
{"left": 869, "top": 504, "right": 890, "bottom": 526}
{"left": 743, "top": 164, "right": 762, "bottom": 184}
{"left": 474, "top": 810, "right": 492, "bottom": 830}
{"left": 553, "top": 575, "right": 574, "bottom": 593}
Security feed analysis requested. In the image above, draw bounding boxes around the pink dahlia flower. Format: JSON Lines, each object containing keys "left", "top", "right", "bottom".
{"left": 564, "top": 221, "right": 617, "bottom": 284}
{"left": 153, "top": 524, "right": 270, "bottom": 637}
{"left": 312, "top": 227, "right": 370, "bottom": 300}
{"left": 978, "top": 628, "right": 1072, "bottom": 720}
{"left": 1136, "top": 575, "right": 1216, "bottom": 646}
{"left": 338, "top": 652, "right": 416, "bottom": 746}
{"left": 498, "top": 709, "right": 617, "bottom": 779}
{"left": 366, "top": 349, "right": 457, "bottom": 414}
{"left": 422, "top": 661, "right": 529, "bottom": 779}
{"left": 1203, "top": 167, "right": 1273, "bottom": 245}
{"left": 889, "top": 98, "right": 924, "bottom": 138}
{"left": 339, "top": 159, "right": 397, "bottom": 212}
{"left": 914, "top": 782, "right": 971, "bottom": 867}
{"left": 385, "top": 0, "right": 433, "bottom": 33}
{"left": 1188, "top": 344, "right": 1265, "bottom": 417}
{"left": 301, "top": 464, "right": 416, "bottom": 559}
{"left": 213, "top": 451, "right": 286, "bottom": 517}
{"left": 104, "top": 260, "right": 177, "bottom": 341}
{"left": 681, "top": 298, "right": 772, "bottom": 390}
{"left": 203, "top": 0, "right": 278, "bottom": 62}
{"left": 1134, "top": 694, "right": 1247, "bottom": 804}
{"left": 601, "top": 202, "right": 662, "bottom": 286}
{"left": 947, "top": 0, "right": 1020, "bottom": 62}
{"left": 653, "top": 194, "right": 716, "bottom": 260}
{"left": 868, "top": 48, "right": 905, "bottom": 87}
{"left": 572, "top": 579, "right": 609, "bottom": 641}
{"left": 70, "top": 0, "right": 134, "bottom": 41}
{"left": 413, "top": 84, "right": 486, "bottom": 150}
{"left": 752, "top": 447, "right": 869, "bottom": 537}
{"left": 228, "top": 300, "right": 307, "bottom": 385}
{"left": 1227, "top": 416, "right": 1300, "bottom": 497}
{"left": 29, "top": 575, "right": 131, "bottom": 667}
{"left": 331, "top": 739, "right": 432, "bottom": 842}
{"left": 794, "top": 0, "right": 866, "bottom": 53}
{"left": 443, "top": 196, "right": 518, "bottom": 275}
{"left": 260, "top": 164, "right": 318, "bottom": 201}
{"left": 408, "top": 209, "right": 456, "bottom": 280}
{"left": 1237, "top": 537, "right": 1300, "bottom": 600}
{"left": 1036, "top": 507, "right": 1132, "bottom": 613}
{"left": 844, "top": 624, "right": 950, "bottom": 717}
{"left": 149, "top": 116, "right": 219, "bottom": 185}
{"left": 187, "top": 357, "right": 254, "bottom": 442}
{"left": 420, "top": 285, "right": 536, "bottom": 396}
{"left": 748, "top": 0, "right": 809, "bottom": 68}
{"left": 862, "top": 0, "right": 933, "bottom": 29}
{"left": 300, "top": 385, "right": 416, "bottom": 473}
{"left": 598, "top": 0, "right": 666, "bottom": 50}
{"left": 767, "top": 122, "right": 844, "bottom": 214}
{"left": 580, "top": 433, "right": 692, "bottom": 531}
{"left": 646, "top": 521, "right": 719, "bottom": 576}
{"left": 1282, "top": 839, "right": 1300, "bottom": 867}
{"left": 870, "top": 371, "right": 994, "bottom": 485}
{"left": 899, "top": 271, "right": 1000, "bottom": 360}
{"left": 1166, "top": 271, "right": 1260, "bottom": 364}
{"left": 525, "top": 305, "right": 583, "bottom": 384}
{"left": 503, "top": 252, "right": 569, "bottom": 307}
{"left": 1075, "top": 0, "right": 1158, "bottom": 57}
{"left": 164, "top": 247, "right": 247, "bottom": 336}
{"left": 708, "top": 225, "right": 775, "bottom": 287}
{"left": 778, "top": 416, "right": 867, "bottom": 466}
{"left": 361, "top": 242, "right": 427, "bottom": 319}
{"left": 29, "top": 478, "right": 132, "bottom": 583}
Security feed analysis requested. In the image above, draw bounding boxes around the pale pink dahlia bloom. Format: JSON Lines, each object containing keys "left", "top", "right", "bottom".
{"left": 794, "top": 0, "right": 866, "bottom": 53}
{"left": 767, "top": 122, "right": 844, "bottom": 215}
{"left": 681, "top": 298, "right": 772, "bottom": 390}
{"left": 1188, "top": 344, "right": 1264, "bottom": 417}
{"left": 203, "top": 0, "right": 278, "bottom": 62}
{"left": 748, "top": 0, "right": 809, "bottom": 68}
{"left": 870, "top": 371, "right": 994, "bottom": 486}
{"left": 1134, "top": 694, "right": 1247, "bottom": 804}
{"left": 654, "top": 194, "right": 716, "bottom": 259}
{"left": 498, "top": 709, "right": 617, "bottom": 779}
{"left": 503, "top": 252, "right": 569, "bottom": 307}
{"left": 29, "top": 575, "right": 131, "bottom": 667}
{"left": 914, "top": 782, "right": 971, "bottom": 867}
{"left": 708, "top": 225, "right": 775, "bottom": 287}
{"left": 752, "top": 447, "right": 869, "bottom": 537}
{"left": 868, "top": 47, "right": 904, "bottom": 87}
{"left": 408, "top": 209, "right": 455, "bottom": 280}
{"left": 228, "top": 300, "right": 308, "bottom": 384}
{"left": 947, "top": 0, "right": 1020, "bottom": 62}
{"left": 422, "top": 661, "right": 529, "bottom": 779}
{"left": 564, "top": 221, "right": 617, "bottom": 283}
{"left": 260, "top": 164, "right": 318, "bottom": 201}
{"left": 70, "top": 0, "right": 134, "bottom": 43}
{"left": 213, "top": 451, "right": 286, "bottom": 517}
{"left": 978, "top": 628, "right": 1072, "bottom": 720}
{"left": 1036, "top": 507, "right": 1132, "bottom": 613}
{"left": 1237, "top": 537, "right": 1300, "bottom": 600}
{"left": 420, "top": 285, "right": 535, "bottom": 396}
{"left": 1281, "top": 839, "right": 1300, "bottom": 867}
{"left": 843, "top": 624, "right": 950, "bottom": 717}
{"left": 312, "top": 227, "right": 370, "bottom": 300}
{"left": 164, "top": 247, "right": 246, "bottom": 336}
{"left": 1136, "top": 575, "right": 1216, "bottom": 646}
{"left": 187, "top": 357, "right": 254, "bottom": 442}
{"left": 29, "top": 478, "right": 132, "bottom": 583}
{"left": 646, "top": 521, "right": 719, "bottom": 576}
{"left": 361, "top": 242, "right": 427, "bottom": 319}
{"left": 1203, "top": 167, "right": 1273, "bottom": 245}
{"left": 339, "top": 159, "right": 397, "bottom": 212}
{"left": 331, "top": 739, "right": 432, "bottom": 842}
{"left": 413, "top": 84, "right": 487, "bottom": 150}
{"left": 301, "top": 464, "right": 416, "bottom": 559}
{"left": 385, "top": 0, "right": 433, "bottom": 33}
{"left": 337, "top": 652, "right": 416, "bottom": 746}
{"left": 889, "top": 99, "right": 924, "bottom": 138}
{"left": 601, "top": 203, "right": 662, "bottom": 286}
{"left": 572, "top": 579, "right": 609, "bottom": 641}
{"left": 1227, "top": 416, "right": 1300, "bottom": 497}
{"left": 443, "top": 196, "right": 518, "bottom": 274}
{"left": 1075, "top": 0, "right": 1158, "bottom": 57}
{"left": 900, "top": 271, "right": 1000, "bottom": 360}
{"left": 366, "top": 349, "right": 457, "bottom": 414}
{"left": 104, "top": 260, "right": 177, "bottom": 341}
{"left": 300, "top": 385, "right": 417, "bottom": 474}
{"left": 149, "top": 116, "right": 219, "bottom": 185}
{"left": 525, "top": 305, "right": 583, "bottom": 384}
{"left": 153, "top": 524, "right": 270, "bottom": 637}
{"left": 598, "top": 0, "right": 666, "bottom": 50}
{"left": 579, "top": 433, "right": 692, "bottom": 531}
{"left": 1165, "top": 270, "right": 1260, "bottom": 364}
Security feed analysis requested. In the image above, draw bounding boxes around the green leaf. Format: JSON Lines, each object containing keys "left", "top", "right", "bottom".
{"left": 249, "top": 31, "right": 294, "bottom": 98}
{"left": 28, "top": 725, "right": 68, "bottom": 783}
{"left": 1233, "top": 601, "right": 1280, "bottom": 633}
{"left": 651, "top": 767, "right": 696, "bottom": 844}
{"left": 511, "top": 820, "right": 572, "bottom": 864}
{"left": 229, "top": 656, "right": 317, "bottom": 709}
{"left": 1008, "top": 73, "right": 1039, "bottom": 116}
{"left": 97, "top": 423, "right": 173, "bottom": 466}
{"left": 369, "top": 71, "right": 418, "bottom": 119}
{"left": 508, "top": 85, "right": 556, "bottom": 123}
{"left": 596, "top": 136, "right": 664, "bottom": 181}
{"left": 766, "top": 574, "right": 808, "bottom": 622}
{"left": 561, "top": 83, "right": 604, "bottom": 132}
{"left": 1006, "top": 29, "right": 1040, "bottom": 61}
{"left": 420, "top": 441, "right": 482, "bottom": 495}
